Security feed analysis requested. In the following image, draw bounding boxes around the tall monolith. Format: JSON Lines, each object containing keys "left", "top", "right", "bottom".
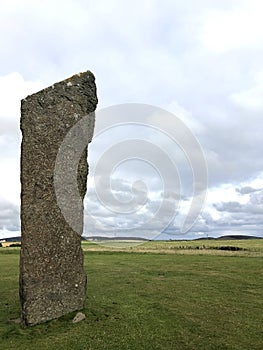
{"left": 19, "top": 71, "right": 97, "bottom": 326}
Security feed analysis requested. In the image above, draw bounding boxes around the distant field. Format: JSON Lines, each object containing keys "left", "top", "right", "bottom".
{"left": 82, "top": 238, "right": 263, "bottom": 256}
{"left": 0, "top": 241, "right": 263, "bottom": 349}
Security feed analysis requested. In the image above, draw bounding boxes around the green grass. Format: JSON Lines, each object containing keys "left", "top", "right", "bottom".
{"left": 82, "top": 239, "right": 263, "bottom": 256}
{"left": 0, "top": 244, "right": 263, "bottom": 349}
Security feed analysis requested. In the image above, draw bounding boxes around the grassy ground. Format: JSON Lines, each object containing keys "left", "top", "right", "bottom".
{"left": 0, "top": 242, "right": 263, "bottom": 349}
{"left": 82, "top": 239, "right": 263, "bottom": 256}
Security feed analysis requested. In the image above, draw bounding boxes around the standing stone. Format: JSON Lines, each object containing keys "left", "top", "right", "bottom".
{"left": 19, "top": 71, "right": 98, "bottom": 326}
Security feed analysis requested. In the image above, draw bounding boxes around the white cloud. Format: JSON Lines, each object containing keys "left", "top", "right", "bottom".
{"left": 0, "top": 198, "right": 20, "bottom": 237}
{"left": 200, "top": 2, "right": 263, "bottom": 53}
{"left": 166, "top": 101, "right": 205, "bottom": 136}
{"left": 231, "top": 70, "right": 263, "bottom": 111}
{"left": 195, "top": 173, "right": 263, "bottom": 237}
{"left": 0, "top": 73, "right": 44, "bottom": 222}
{"left": 0, "top": 72, "right": 43, "bottom": 135}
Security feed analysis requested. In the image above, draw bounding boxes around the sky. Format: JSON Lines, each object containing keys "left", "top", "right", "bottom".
{"left": 0, "top": 0, "right": 263, "bottom": 240}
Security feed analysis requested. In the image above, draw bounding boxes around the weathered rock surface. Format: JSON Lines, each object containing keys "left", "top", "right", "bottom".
{"left": 19, "top": 71, "right": 97, "bottom": 326}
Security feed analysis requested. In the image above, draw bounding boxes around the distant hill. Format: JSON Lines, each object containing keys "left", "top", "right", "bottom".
{"left": 195, "top": 235, "right": 263, "bottom": 241}
{"left": 1, "top": 236, "right": 21, "bottom": 242}
{"left": 195, "top": 237, "right": 215, "bottom": 240}
{"left": 216, "top": 235, "right": 263, "bottom": 240}
{"left": 84, "top": 236, "right": 148, "bottom": 241}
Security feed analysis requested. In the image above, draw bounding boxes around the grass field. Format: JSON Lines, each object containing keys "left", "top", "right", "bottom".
{"left": 82, "top": 238, "right": 263, "bottom": 256}
{"left": 0, "top": 240, "right": 263, "bottom": 349}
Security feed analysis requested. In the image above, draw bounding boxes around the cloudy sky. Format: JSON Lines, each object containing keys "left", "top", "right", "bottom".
{"left": 1, "top": 0, "right": 263, "bottom": 240}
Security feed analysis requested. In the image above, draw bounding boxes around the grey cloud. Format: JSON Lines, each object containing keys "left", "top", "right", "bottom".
{"left": 214, "top": 199, "right": 263, "bottom": 215}
{"left": 236, "top": 186, "right": 259, "bottom": 195}
{"left": 250, "top": 190, "right": 263, "bottom": 205}
{"left": 214, "top": 201, "right": 243, "bottom": 212}
{"left": 84, "top": 175, "right": 181, "bottom": 239}
{"left": 0, "top": 199, "right": 20, "bottom": 231}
